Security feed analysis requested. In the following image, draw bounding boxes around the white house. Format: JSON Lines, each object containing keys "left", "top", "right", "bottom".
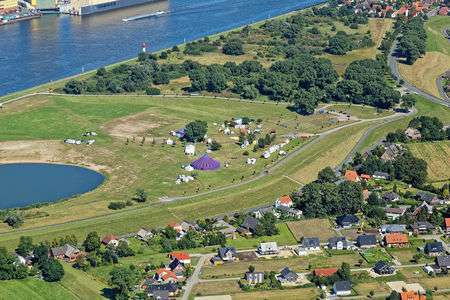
{"left": 258, "top": 242, "right": 279, "bottom": 255}
{"left": 184, "top": 144, "right": 195, "bottom": 155}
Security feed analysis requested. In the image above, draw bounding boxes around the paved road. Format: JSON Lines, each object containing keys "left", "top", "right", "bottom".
{"left": 182, "top": 253, "right": 213, "bottom": 300}
{"left": 388, "top": 40, "right": 450, "bottom": 108}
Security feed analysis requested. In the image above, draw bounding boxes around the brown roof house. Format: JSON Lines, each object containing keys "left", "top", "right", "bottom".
{"left": 384, "top": 233, "right": 409, "bottom": 248}
{"left": 51, "top": 244, "right": 84, "bottom": 262}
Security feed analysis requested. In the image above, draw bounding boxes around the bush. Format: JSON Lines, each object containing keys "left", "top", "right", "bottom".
{"left": 64, "top": 80, "right": 85, "bottom": 94}
{"left": 40, "top": 259, "right": 65, "bottom": 282}
{"left": 223, "top": 38, "right": 244, "bottom": 55}
{"left": 4, "top": 213, "right": 23, "bottom": 228}
{"left": 108, "top": 202, "right": 126, "bottom": 210}
{"left": 159, "top": 51, "right": 168, "bottom": 59}
{"left": 209, "top": 140, "right": 222, "bottom": 151}
{"left": 146, "top": 87, "right": 161, "bottom": 95}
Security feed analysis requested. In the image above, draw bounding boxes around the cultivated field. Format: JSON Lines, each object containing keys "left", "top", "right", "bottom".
{"left": 287, "top": 218, "right": 336, "bottom": 242}
{"left": 408, "top": 140, "right": 450, "bottom": 182}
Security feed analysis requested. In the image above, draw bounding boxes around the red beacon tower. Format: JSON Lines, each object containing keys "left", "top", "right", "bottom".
{"left": 141, "top": 42, "right": 148, "bottom": 53}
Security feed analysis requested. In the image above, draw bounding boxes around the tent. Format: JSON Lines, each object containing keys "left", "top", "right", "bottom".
{"left": 191, "top": 154, "right": 220, "bottom": 171}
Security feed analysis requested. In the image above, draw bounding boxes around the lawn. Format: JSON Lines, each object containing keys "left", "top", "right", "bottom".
{"left": 398, "top": 16, "right": 450, "bottom": 98}
{"left": 60, "top": 263, "right": 110, "bottom": 299}
{"left": 286, "top": 218, "right": 336, "bottom": 242}
{"left": 407, "top": 140, "right": 450, "bottom": 182}
{"left": 361, "top": 248, "right": 392, "bottom": 264}
{"left": 227, "top": 223, "right": 297, "bottom": 250}
{"left": 327, "top": 103, "right": 394, "bottom": 120}
{"left": 192, "top": 280, "right": 242, "bottom": 297}
{"left": 0, "top": 278, "right": 77, "bottom": 300}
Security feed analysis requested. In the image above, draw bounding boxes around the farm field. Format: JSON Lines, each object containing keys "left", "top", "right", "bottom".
{"left": 407, "top": 140, "right": 450, "bottom": 182}
{"left": 286, "top": 218, "right": 336, "bottom": 242}
{"left": 398, "top": 16, "right": 450, "bottom": 98}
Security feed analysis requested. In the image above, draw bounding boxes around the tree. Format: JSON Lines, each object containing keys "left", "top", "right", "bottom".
{"left": 317, "top": 166, "right": 338, "bottom": 183}
{"left": 326, "top": 31, "right": 354, "bottom": 55}
{"left": 223, "top": 38, "right": 244, "bottom": 55}
{"left": 109, "top": 265, "right": 140, "bottom": 299}
{"left": 400, "top": 95, "right": 416, "bottom": 111}
{"left": 40, "top": 259, "right": 65, "bottom": 282}
{"left": 293, "top": 89, "right": 317, "bottom": 115}
{"left": 248, "top": 265, "right": 255, "bottom": 273}
{"left": 209, "top": 140, "right": 222, "bottom": 151}
{"left": 83, "top": 232, "right": 101, "bottom": 252}
{"left": 4, "top": 213, "right": 23, "bottom": 228}
{"left": 64, "top": 80, "right": 85, "bottom": 94}
{"left": 393, "top": 152, "right": 427, "bottom": 186}
{"left": 16, "top": 236, "right": 34, "bottom": 257}
{"left": 241, "top": 85, "right": 259, "bottom": 99}
{"left": 134, "top": 188, "right": 148, "bottom": 202}
{"left": 116, "top": 241, "right": 135, "bottom": 257}
{"left": 184, "top": 120, "right": 208, "bottom": 142}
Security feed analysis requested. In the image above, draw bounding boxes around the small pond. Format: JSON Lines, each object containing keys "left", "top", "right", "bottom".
{"left": 0, "top": 163, "right": 105, "bottom": 209}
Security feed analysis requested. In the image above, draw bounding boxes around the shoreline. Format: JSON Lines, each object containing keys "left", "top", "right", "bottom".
{"left": 0, "top": 0, "right": 326, "bottom": 102}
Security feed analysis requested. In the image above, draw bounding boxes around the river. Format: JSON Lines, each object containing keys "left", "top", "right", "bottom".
{"left": 0, "top": 0, "right": 325, "bottom": 96}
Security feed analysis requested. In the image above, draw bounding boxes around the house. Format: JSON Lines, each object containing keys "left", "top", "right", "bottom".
{"left": 436, "top": 255, "right": 450, "bottom": 270}
{"left": 146, "top": 283, "right": 179, "bottom": 299}
{"left": 154, "top": 269, "right": 177, "bottom": 283}
{"left": 14, "top": 254, "right": 33, "bottom": 267}
{"left": 275, "top": 195, "right": 293, "bottom": 208}
{"left": 251, "top": 206, "right": 273, "bottom": 219}
{"left": 356, "top": 235, "right": 377, "bottom": 248}
{"left": 237, "top": 216, "right": 259, "bottom": 235}
{"left": 169, "top": 251, "right": 191, "bottom": 264}
{"left": 380, "top": 224, "right": 406, "bottom": 234}
{"left": 217, "top": 247, "right": 237, "bottom": 262}
{"left": 400, "top": 290, "right": 427, "bottom": 300}
{"left": 424, "top": 242, "right": 444, "bottom": 256}
{"left": 383, "top": 192, "right": 400, "bottom": 202}
{"left": 314, "top": 268, "right": 338, "bottom": 277}
{"left": 245, "top": 272, "right": 265, "bottom": 285}
{"left": 416, "top": 191, "right": 440, "bottom": 205}
{"left": 102, "top": 234, "right": 119, "bottom": 247}
{"left": 363, "top": 189, "right": 370, "bottom": 200}
{"left": 184, "top": 144, "right": 195, "bottom": 155}
{"left": 167, "top": 258, "right": 185, "bottom": 277}
{"left": 445, "top": 218, "right": 450, "bottom": 236}
{"left": 344, "top": 170, "right": 360, "bottom": 182}
{"left": 328, "top": 237, "right": 353, "bottom": 250}
{"left": 373, "top": 261, "right": 395, "bottom": 275}
{"left": 297, "top": 237, "right": 320, "bottom": 255}
{"left": 405, "top": 127, "right": 421, "bottom": 140}
{"left": 336, "top": 214, "right": 359, "bottom": 228}
{"left": 276, "top": 206, "right": 303, "bottom": 219}
{"left": 385, "top": 207, "right": 407, "bottom": 220}
{"left": 384, "top": 233, "right": 409, "bottom": 248}
{"left": 258, "top": 242, "right": 279, "bottom": 255}
{"left": 413, "top": 202, "right": 434, "bottom": 217}
{"left": 438, "top": 6, "right": 449, "bottom": 16}
{"left": 179, "top": 220, "right": 200, "bottom": 232}
{"left": 360, "top": 174, "right": 371, "bottom": 181}
{"left": 381, "top": 144, "right": 403, "bottom": 161}
{"left": 213, "top": 219, "right": 236, "bottom": 239}
{"left": 50, "top": 244, "right": 83, "bottom": 262}
{"left": 277, "top": 267, "right": 298, "bottom": 284}
{"left": 410, "top": 221, "right": 434, "bottom": 234}
{"left": 136, "top": 228, "right": 153, "bottom": 241}
{"left": 333, "top": 280, "right": 352, "bottom": 296}
{"left": 373, "top": 171, "right": 390, "bottom": 180}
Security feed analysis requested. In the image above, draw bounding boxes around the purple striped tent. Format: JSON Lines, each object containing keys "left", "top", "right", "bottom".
{"left": 190, "top": 154, "right": 220, "bottom": 171}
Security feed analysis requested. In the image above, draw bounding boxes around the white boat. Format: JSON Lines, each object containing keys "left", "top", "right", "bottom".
{"left": 122, "top": 10, "right": 167, "bottom": 22}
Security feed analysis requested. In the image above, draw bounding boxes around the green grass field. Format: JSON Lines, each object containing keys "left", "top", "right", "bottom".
{"left": 327, "top": 103, "right": 393, "bottom": 119}
{"left": 0, "top": 278, "right": 77, "bottom": 300}
{"left": 425, "top": 16, "right": 450, "bottom": 55}
{"left": 361, "top": 248, "right": 392, "bottom": 264}
{"left": 408, "top": 140, "right": 450, "bottom": 182}
{"left": 227, "top": 223, "right": 297, "bottom": 249}
{"left": 286, "top": 218, "right": 336, "bottom": 242}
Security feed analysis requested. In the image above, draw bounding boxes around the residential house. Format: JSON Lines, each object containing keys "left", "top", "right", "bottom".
{"left": 405, "top": 127, "right": 421, "bottom": 140}
{"left": 381, "top": 144, "right": 403, "bottom": 161}
{"left": 344, "top": 170, "right": 360, "bottom": 182}
{"left": 436, "top": 255, "right": 450, "bottom": 270}
{"left": 14, "top": 254, "right": 33, "bottom": 267}
{"left": 313, "top": 268, "right": 338, "bottom": 277}
{"left": 413, "top": 202, "right": 434, "bottom": 217}
{"left": 245, "top": 272, "right": 265, "bottom": 285}
{"left": 360, "top": 174, "right": 371, "bottom": 181}
{"left": 258, "top": 242, "right": 279, "bottom": 255}
{"left": 168, "top": 222, "right": 187, "bottom": 240}
{"left": 136, "top": 228, "right": 153, "bottom": 241}
{"left": 169, "top": 251, "right": 191, "bottom": 264}
{"left": 251, "top": 206, "right": 273, "bottom": 219}
{"left": 384, "top": 233, "right": 409, "bottom": 248}
{"left": 383, "top": 192, "right": 400, "bottom": 202}
{"left": 276, "top": 206, "right": 303, "bottom": 219}
{"left": 356, "top": 235, "right": 377, "bottom": 249}
{"left": 212, "top": 219, "right": 236, "bottom": 239}
{"left": 237, "top": 216, "right": 259, "bottom": 236}
{"left": 424, "top": 242, "right": 444, "bottom": 257}
{"left": 416, "top": 191, "right": 440, "bottom": 205}
{"left": 400, "top": 290, "right": 427, "bottom": 300}
{"left": 154, "top": 269, "right": 177, "bottom": 283}
{"left": 363, "top": 189, "right": 370, "bottom": 201}
{"left": 50, "top": 244, "right": 83, "bottom": 262}
{"left": 275, "top": 195, "right": 293, "bottom": 208}
{"left": 184, "top": 144, "right": 195, "bottom": 155}
{"left": 373, "top": 261, "right": 395, "bottom": 275}
{"left": 385, "top": 207, "right": 407, "bottom": 220}
{"left": 333, "top": 280, "right": 352, "bottom": 296}
{"left": 146, "top": 283, "right": 179, "bottom": 299}
{"left": 410, "top": 221, "right": 434, "bottom": 235}
{"left": 102, "top": 234, "right": 119, "bottom": 247}
{"left": 297, "top": 237, "right": 320, "bottom": 255}
{"left": 445, "top": 218, "right": 450, "bottom": 236}
{"left": 439, "top": 6, "right": 449, "bottom": 16}
{"left": 373, "top": 171, "right": 390, "bottom": 180}
{"left": 211, "top": 247, "right": 237, "bottom": 264}
{"left": 277, "top": 267, "right": 298, "bottom": 284}
{"left": 380, "top": 224, "right": 406, "bottom": 234}
{"left": 328, "top": 237, "right": 353, "bottom": 250}
{"left": 336, "top": 214, "right": 360, "bottom": 228}
{"left": 167, "top": 259, "right": 185, "bottom": 278}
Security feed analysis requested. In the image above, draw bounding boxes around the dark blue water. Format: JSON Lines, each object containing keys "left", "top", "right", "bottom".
{"left": 0, "top": 163, "right": 104, "bottom": 209}
{"left": 0, "top": 0, "right": 325, "bottom": 96}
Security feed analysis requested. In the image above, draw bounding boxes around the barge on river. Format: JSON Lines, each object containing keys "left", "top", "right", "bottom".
{"left": 60, "top": 0, "right": 163, "bottom": 15}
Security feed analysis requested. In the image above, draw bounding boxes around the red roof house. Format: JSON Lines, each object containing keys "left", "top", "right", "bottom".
{"left": 275, "top": 195, "right": 293, "bottom": 208}
{"left": 400, "top": 290, "right": 426, "bottom": 300}
{"left": 154, "top": 268, "right": 177, "bottom": 283}
{"left": 169, "top": 251, "right": 191, "bottom": 264}
{"left": 445, "top": 218, "right": 450, "bottom": 235}
{"left": 439, "top": 6, "right": 449, "bottom": 16}
{"left": 344, "top": 170, "right": 360, "bottom": 182}
{"left": 384, "top": 233, "right": 409, "bottom": 247}
{"left": 102, "top": 234, "right": 119, "bottom": 246}
{"left": 168, "top": 222, "right": 183, "bottom": 233}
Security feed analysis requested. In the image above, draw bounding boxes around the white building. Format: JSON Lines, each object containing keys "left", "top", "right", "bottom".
{"left": 184, "top": 144, "right": 195, "bottom": 155}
